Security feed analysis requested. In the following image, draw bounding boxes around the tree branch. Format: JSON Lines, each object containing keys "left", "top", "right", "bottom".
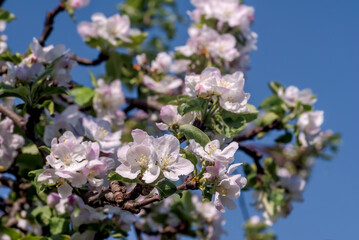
{"left": 0, "top": 0, "right": 6, "bottom": 8}
{"left": 83, "top": 178, "right": 198, "bottom": 214}
{"left": 0, "top": 104, "right": 26, "bottom": 131}
{"left": 38, "top": 2, "right": 65, "bottom": 46}
{"left": 68, "top": 52, "right": 109, "bottom": 66}
{"left": 125, "top": 98, "right": 163, "bottom": 112}
{"left": 238, "top": 144, "right": 264, "bottom": 174}
{"left": 233, "top": 120, "right": 282, "bottom": 142}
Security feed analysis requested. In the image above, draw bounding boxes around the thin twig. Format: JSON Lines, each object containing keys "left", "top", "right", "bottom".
{"left": 0, "top": 104, "right": 26, "bottom": 130}
{"left": 38, "top": 2, "right": 65, "bottom": 46}
{"left": 0, "top": 0, "right": 6, "bottom": 8}
{"left": 69, "top": 52, "right": 109, "bottom": 66}
{"left": 238, "top": 144, "right": 264, "bottom": 174}
{"left": 233, "top": 120, "right": 282, "bottom": 142}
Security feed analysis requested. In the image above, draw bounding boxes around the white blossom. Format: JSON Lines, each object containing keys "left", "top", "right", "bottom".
{"left": 156, "top": 105, "right": 196, "bottom": 131}
{"left": 278, "top": 85, "right": 316, "bottom": 107}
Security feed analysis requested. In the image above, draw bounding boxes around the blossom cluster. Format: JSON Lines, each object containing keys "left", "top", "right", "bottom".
{"left": 46, "top": 193, "right": 135, "bottom": 240}
{"left": 189, "top": 139, "right": 247, "bottom": 212}
{"left": 185, "top": 67, "right": 250, "bottom": 114}
{"left": 93, "top": 78, "right": 126, "bottom": 129}
{"left": 137, "top": 193, "right": 226, "bottom": 240}
{"left": 0, "top": 21, "right": 7, "bottom": 54}
{"left": 0, "top": 115, "right": 24, "bottom": 171}
{"left": 0, "top": 38, "right": 76, "bottom": 87}
{"left": 116, "top": 129, "right": 194, "bottom": 183}
{"left": 38, "top": 128, "right": 117, "bottom": 198}
{"left": 177, "top": 0, "right": 257, "bottom": 70}
{"left": 78, "top": 13, "right": 140, "bottom": 47}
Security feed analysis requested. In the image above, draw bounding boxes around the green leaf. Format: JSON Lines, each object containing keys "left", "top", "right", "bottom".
{"left": 28, "top": 169, "right": 45, "bottom": 180}
{"left": 179, "top": 124, "right": 210, "bottom": 147}
{"left": 89, "top": 71, "right": 98, "bottom": 88}
{"left": 202, "top": 187, "right": 213, "bottom": 202}
{"left": 157, "top": 95, "right": 191, "bottom": 105}
{"left": 259, "top": 112, "right": 279, "bottom": 126}
{"left": 259, "top": 95, "right": 285, "bottom": 116}
{"left": 156, "top": 179, "right": 177, "bottom": 198}
{"left": 20, "top": 236, "right": 48, "bottom": 240}
{"left": 268, "top": 81, "right": 284, "bottom": 95}
{"left": 0, "top": 9, "right": 16, "bottom": 22}
{"left": 120, "top": 33, "right": 148, "bottom": 48}
{"left": 40, "top": 100, "right": 55, "bottom": 114}
{"left": 49, "top": 218, "right": 69, "bottom": 235}
{"left": 181, "top": 191, "right": 195, "bottom": 212}
{"left": 177, "top": 97, "right": 206, "bottom": 116}
{"left": 180, "top": 148, "right": 198, "bottom": 166}
{"left": 38, "top": 146, "right": 51, "bottom": 154}
{"left": 107, "top": 171, "right": 140, "bottom": 183}
{"left": 29, "top": 206, "right": 52, "bottom": 225}
{"left": 70, "top": 87, "right": 94, "bottom": 106}
{"left": 0, "top": 50, "right": 22, "bottom": 64}
{"left": 275, "top": 132, "right": 292, "bottom": 144}
{"left": 270, "top": 188, "right": 285, "bottom": 206}
{"left": 221, "top": 104, "right": 258, "bottom": 123}
{"left": 0, "top": 85, "right": 28, "bottom": 99}
{"left": 0, "top": 226, "right": 22, "bottom": 240}
{"left": 106, "top": 52, "right": 137, "bottom": 87}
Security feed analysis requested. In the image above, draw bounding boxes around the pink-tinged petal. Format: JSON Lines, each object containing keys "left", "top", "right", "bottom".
{"left": 227, "top": 163, "right": 243, "bottom": 175}
{"left": 214, "top": 192, "right": 225, "bottom": 213}
{"left": 219, "top": 195, "right": 237, "bottom": 210}
{"left": 142, "top": 165, "right": 160, "bottom": 184}
{"left": 220, "top": 142, "right": 238, "bottom": 160}
{"left": 117, "top": 145, "right": 130, "bottom": 163}
{"left": 156, "top": 122, "right": 169, "bottom": 131}
{"left": 131, "top": 129, "right": 150, "bottom": 144}
{"left": 115, "top": 163, "right": 140, "bottom": 179}
{"left": 58, "top": 182, "right": 73, "bottom": 198}
{"left": 173, "top": 157, "right": 194, "bottom": 176}
{"left": 37, "top": 169, "right": 58, "bottom": 183}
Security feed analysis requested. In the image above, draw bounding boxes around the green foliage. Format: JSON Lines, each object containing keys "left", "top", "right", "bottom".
{"left": 107, "top": 171, "right": 140, "bottom": 183}
{"left": 105, "top": 52, "right": 138, "bottom": 87}
{"left": 0, "top": 9, "right": 16, "bottom": 22}
{"left": 177, "top": 97, "right": 206, "bottom": 116}
{"left": 179, "top": 124, "right": 210, "bottom": 147}
{"left": 70, "top": 87, "right": 95, "bottom": 106}
{"left": 156, "top": 179, "right": 177, "bottom": 198}
{"left": 0, "top": 50, "right": 22, "bottom": 63}
{"left": 0, "top": 226, "right": 22, "bottom": 240}
{"left": 49, "top": 218, "right": 70, "bottom": 235}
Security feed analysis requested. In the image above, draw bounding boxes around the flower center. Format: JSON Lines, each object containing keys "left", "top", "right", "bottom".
{"left": 217, "top": 186, "right": 228, "bottom": 196}
{"left": 98, "top": 127, "right": 109, "bottom": 139}
{"left": 135, "top": 154, "right": 147, "bottom": 167}
{"left": 62, "top": 154, "right": 73, "bottom": 166}
{"left": 161, "top": 154, "right": 174, "bottom": 168}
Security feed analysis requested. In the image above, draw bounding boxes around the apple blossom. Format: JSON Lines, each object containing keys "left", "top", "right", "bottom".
{"left": 0, "top": 21, "right": 7, "bottom": 54}
{"left": 189, "top": 139, "right": 238, "bottom": 164}
{"left": 143, "top": 75, "right": 182, "bottom": 94}
{"left": 156, "top": 105, "right": 196, "bottom": 131}
{"left": 184, "top": 67, "right": 251, "bottom": 113}
{"left": 82, "top": 117, "right": 122, "bottom": 154}
{"left": 69, "top": 0, "right": 90, "bottom": 9}
{"left": 277, "top": 168, "right": 306, "bottom": 201}
{"left": 278, "top": 85, "right": 316, "bottom": 107}
{"left": 154, "top": 134, "right": 194, "bottom": 181}
{"left": 297, "top": 110, "right": 324, "bottom": 135}
{"left": 0, "top": 115, "right": 25, "bottom": 171}
{"left": 77, "top": 13, "right": 138, "bottom": 46}
{"left": 93, "top": 79, "right": 125, "bottom": 121}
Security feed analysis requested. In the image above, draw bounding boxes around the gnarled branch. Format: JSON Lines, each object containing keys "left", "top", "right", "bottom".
{"left": 69, "top": 52, "right": 109, "bottom": 66}
{"left": 38, "top": 2, "right": 65, "bottom": 46}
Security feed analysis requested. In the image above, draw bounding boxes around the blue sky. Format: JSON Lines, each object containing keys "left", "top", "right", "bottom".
{"left": 2, "top": 0, "right": 359, "bottom": 239}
